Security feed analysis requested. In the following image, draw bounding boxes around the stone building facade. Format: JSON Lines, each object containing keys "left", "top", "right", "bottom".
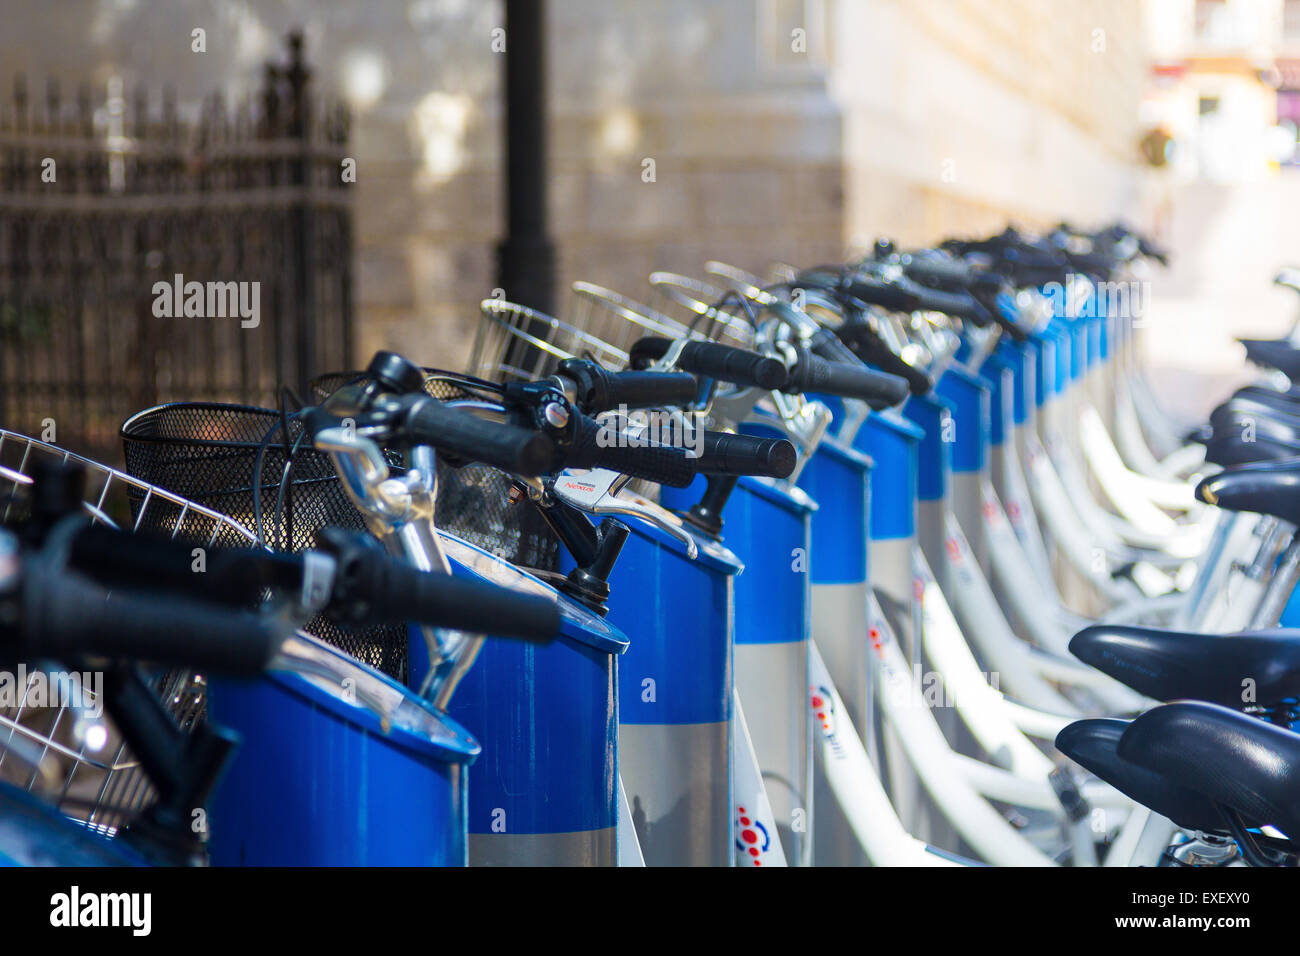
{"left": 3, "top": 0, "right": 1153, "bottom": 372}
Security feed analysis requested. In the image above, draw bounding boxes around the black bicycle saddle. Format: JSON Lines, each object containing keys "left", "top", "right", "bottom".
{"left": 1070, "top": 624, "right": 1300, "bottom": 709}
{"left": 1231, "top": 384, "right": 1300, "bottom": 414}
{"left": 1208, "top": 409, "right": 1300, "bottom": 465}
{"left": 1203, "top": 433, "right": 1300, "bottom": 468}
{"left": 1118, "top": 701, "right": 1300, "bottom": 839}
{"left": 1055, "top": 719, "right": 1226, "bottom": 832}
{"left": 1211, "top": 398, "right": 1300, "bottom": 438}
{"left": 1275, "top": 268, "right": 1300, "bottom": 297}
{"left": 1240, "top": 338, "right": 1300, "bottom": 380}
{"left": 1195, "top": 456, "right": 1300, "bottom": 521}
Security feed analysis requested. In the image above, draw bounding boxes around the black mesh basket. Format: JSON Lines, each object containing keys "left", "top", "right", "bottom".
{"left": 120, "top": 402, "right": 410, "bottom": 681}
{"left": 310, "top": 371, "right": 561, "bottom": 575}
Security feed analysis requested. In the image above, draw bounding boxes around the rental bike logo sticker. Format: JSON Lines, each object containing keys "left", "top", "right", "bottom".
{"left": 869, "top": 623, "right": 885, "bottom": 659}
{"left": 869, "top": 614, "right": 906, "bottom": 686}
{"left": 811, "top": 685, "right": 837, "bottom": 735}
{"left": 734, "top": 805, "right": 773, "bottom": 866}
{"left": 945, "top": 536, "right": 977, "bottom": 586}
{"left": 981, "top": 488, "right": 1004, "bottom": 526}
{"left": 810, "top": 683, "right": 852, "bottom": 764}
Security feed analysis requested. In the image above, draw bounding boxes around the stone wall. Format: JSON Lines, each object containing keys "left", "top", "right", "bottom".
{"left": 829, "top": 0, "right": 1148, "bottom": 248}
{"left": 2, "top": 0, "right": 1152, "bottom": 374}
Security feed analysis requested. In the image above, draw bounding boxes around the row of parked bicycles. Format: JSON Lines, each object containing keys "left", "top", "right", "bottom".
{"left": 1, "top": 221, "right": 1297, "bottom": 866}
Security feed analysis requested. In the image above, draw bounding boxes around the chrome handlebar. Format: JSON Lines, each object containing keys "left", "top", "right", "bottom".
{"left": 312, "top": 425, "right": 479, "bottom": 710}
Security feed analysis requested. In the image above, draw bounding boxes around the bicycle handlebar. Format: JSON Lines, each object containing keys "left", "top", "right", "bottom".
{"left": 556, "top": 358, "right": 699, "bottom": 414}
{"left": 318, "top": 529, "right": 560, "bottom": 641}
{"left": 627, "top": 333, "right": 906, "bottom": 409}
{"left": 841, "top": 276, "right": 922, "bottom": 313}
{"left": 695, "top": 432, "right": 796, "bottom": 479}
{"left": 835, "top": 322, "right": 934, "bottom": 396}
{"left": 402, "top": 396, "right": 556, "bottom": 476}
{"left": 902, "top": 256, "right": 976, "bottom": 290}
{"left": 69, "top": 524, "right": 297, "bottom": 607}
{"left": 904, "top": 280, "right": 993, "bottom": 326}
{"left": 628, "top": 337, "right": 788, "bottom": 391}
{"left": 17, "top": 567, "right": 284, "bottom": 676}
{"left": 563, "top": 414, "right": 698, "bottom": 487}
{"left": 65, "top": 523, "right": 562, "bottom": 644}
{"left": 560, "top": 414, "right": 800, "bottom": 484}
{"left": 782, "top": 348, "right": 910, "bottom": 409}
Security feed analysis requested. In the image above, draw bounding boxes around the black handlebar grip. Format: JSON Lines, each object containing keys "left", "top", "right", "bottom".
{"left": 784, "top": 350, "right": 910, "bottom": 409}
{"left": 404, "top": 397, "right": 555, "bottom": 476}
{"left": 806, "top": 326, "right": 864, "bottom": 367}
{"left": 563, "top": 414, "right": 696, "bottom": 487}
{"left": 969, "top": 281, "right": 1029, "bottom": 342}
{"left": 67, "top": 525, "right": 299, "bottom": 608}
{"left": 842, "top": 277, "right": 921, "bottom": 314}
{"left": 694, "top": 432, "right": 796, "bottom": 479}
{"left": 359, "top": 554, "right": 561, "bottom": 642}
{"left": 557, "top": 358, "right": 698, "bottom": 414}
{"left": 790, "top": 268, "right": 841, "bottom": 292}
{"left": 1062, "top": 248, "right": 1118, "bottom": 278}
{"left": 23, "top": 570, "right": 284, "bottom": 676}
{"left": 905, "top": 282, "right": 992, "bottom": 326}
{"left": 902, "top": 257, "right": 975, "bottom": 291}
{"left": 628, "top": 336, "right": 788, "bottom": 391}
{"left": 835, "top": 322, "right": 933, "bottom": 396}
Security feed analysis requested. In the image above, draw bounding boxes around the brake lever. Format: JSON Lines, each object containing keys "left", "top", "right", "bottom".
{"left": 312, "top": 427, "right": 402, "bottom": 524}
{"left": 313, "top": 425, "right": 478, "bottom": 706}
{"left": 726, "top": 329, "right": 832, "bottom": 483}
{"left": 550, "top": 467, "right": 699, "bottom": 560}
{"left": 837, "top": 397, "right": 872, "bottom": 444}
{"left": 645, "top": 336, "right": 691, "bottom": 375}
{"left": 746, "top": 390, "right": 832, "bottom": 484}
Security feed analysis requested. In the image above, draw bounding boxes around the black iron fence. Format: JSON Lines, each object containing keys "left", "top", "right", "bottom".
{"left": 0, "top": 33, "right": 353, "bottom": 462}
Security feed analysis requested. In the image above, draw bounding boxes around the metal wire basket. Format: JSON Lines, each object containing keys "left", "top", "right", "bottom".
{"left": 565, "top": 282, "right": 689, "bottom": 355}
{"left": 120, "top": 403, "right": 410, "bottom": 681}
{"left": 0, "top": 428, "right": 256, "bottom": 835}
{"left": 702, "top": 259, "right": 858, "bottom": 337}
{"left": 469, "top": 297, "right": 630, "bottom": 383}
{"left": 469, "top": 295, "right": 689, "bottom": 506}
{"left": 646, "top": 271, "right": 759, "bottom": 350}
{"left": 704, "top": 259, "right": 795, "bottom": 303}
{"left": 309, "top": 370, "right": 561, "bottom": 575}
{"left": 567, "top": 279, "right": 764, "bottom": 365}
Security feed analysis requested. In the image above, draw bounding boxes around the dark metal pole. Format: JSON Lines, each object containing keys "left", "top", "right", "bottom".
{"left": 496, "top": 0, "right": 555, "bottom": 315}
{"left": 285, "top": 32, "right": 317, "bottom": 394}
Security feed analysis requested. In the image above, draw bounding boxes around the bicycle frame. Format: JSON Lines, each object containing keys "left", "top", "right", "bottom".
{"left": 314, "top": 424, "right": 632, "bottom": 866}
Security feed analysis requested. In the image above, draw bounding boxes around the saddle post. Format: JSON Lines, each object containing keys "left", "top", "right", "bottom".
{"left": 1248, "top": 531, "right": 1300, "bottom": 629}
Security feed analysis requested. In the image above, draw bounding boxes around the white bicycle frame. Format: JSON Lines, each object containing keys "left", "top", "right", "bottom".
{"left": 632, "top": 262, "right": 1285, "bottom": 868}
{"left": 811, "top": 275, "right": 1296, "bottom": 868}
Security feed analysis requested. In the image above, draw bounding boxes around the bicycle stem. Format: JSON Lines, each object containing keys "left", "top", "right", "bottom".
{"left": 314, "top": 427, "right": 482, "bottom": 711}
